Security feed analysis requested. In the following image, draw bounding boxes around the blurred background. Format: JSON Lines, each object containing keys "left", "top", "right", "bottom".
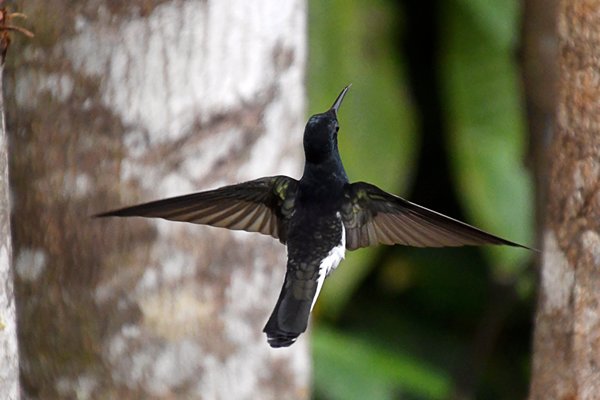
{"left": 307, "top": 0, "right": 535, "bottom": 399}
{"left": 5, "top": 0, "right": 542, "bottom": 398}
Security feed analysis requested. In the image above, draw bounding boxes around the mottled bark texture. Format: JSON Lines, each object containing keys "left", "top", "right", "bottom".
{"left": 0, "top": 60, "right": 21, "bottom": 400}
{"left": 8, "top": 1, "right": 308, "bottom": 399}
{"left": 529, "top": 1, "right": 600, "bottom": 399}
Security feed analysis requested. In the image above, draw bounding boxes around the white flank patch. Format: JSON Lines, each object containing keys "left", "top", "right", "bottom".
{"left": 311, "top": 214, "right": 346, "bottom": 311}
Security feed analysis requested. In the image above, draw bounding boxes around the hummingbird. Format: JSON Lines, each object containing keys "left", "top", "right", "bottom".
{"left": 96, "top": 85, "right": 527, "bottom": 348}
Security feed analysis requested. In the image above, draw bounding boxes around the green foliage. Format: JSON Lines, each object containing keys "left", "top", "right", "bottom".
{"left": 312, "top": 326, "right": 451, "bottom": 400}
{"left": 308, "top": 0, "right": 534, "bottom": 398}
{"left": 453, "top": 0, "right": 520, "bottom": 48}
{"left": 439, "top": 0, "right": 533, "bottom": 277}
{"left": 308, "top": 0, "right": 417, "bottom": 317}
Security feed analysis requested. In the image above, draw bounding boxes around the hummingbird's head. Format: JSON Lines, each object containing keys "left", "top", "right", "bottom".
{"left": 303, "top": 85, "right": 350, "bottom": 163}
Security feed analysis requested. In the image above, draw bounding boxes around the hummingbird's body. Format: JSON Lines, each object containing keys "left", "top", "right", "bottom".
{"left": 96, "top": 86, "right": 528, "bottom": 347}
{"left": 265, "top": 141, "right": 349, "bottom": 346}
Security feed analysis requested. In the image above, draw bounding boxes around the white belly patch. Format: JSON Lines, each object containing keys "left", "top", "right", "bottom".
{"left": 311, "top": 214, "right": 346, "bottom": 311}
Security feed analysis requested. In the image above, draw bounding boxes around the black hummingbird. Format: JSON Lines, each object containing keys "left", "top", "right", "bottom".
{"left": 96, "top": 85, "right": 527, "bottom": 348}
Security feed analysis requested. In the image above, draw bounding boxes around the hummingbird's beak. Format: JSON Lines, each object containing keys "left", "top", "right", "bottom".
{"left": 330, "top": 84, "right": 352, "bottom": 117}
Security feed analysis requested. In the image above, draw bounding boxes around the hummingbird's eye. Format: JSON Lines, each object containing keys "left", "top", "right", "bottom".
{"left": 335, "top": 125, "right": 339, "bottom": 133}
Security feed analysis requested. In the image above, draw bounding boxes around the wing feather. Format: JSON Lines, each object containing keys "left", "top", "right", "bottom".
{"left": 342, "top": 182, "right": 528, "bottom": 251}
{"left": 95, "top": 176, "right": 298, "bottom": 244}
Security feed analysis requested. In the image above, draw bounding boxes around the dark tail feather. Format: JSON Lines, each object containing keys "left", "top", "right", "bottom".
{"left": 263, "top": 273, "right": 315, "bottom": 348}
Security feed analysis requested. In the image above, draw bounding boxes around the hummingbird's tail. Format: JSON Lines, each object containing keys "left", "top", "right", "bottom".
{"left": 263, "top": 271, "right": 318, "bottom": 348}
{"left": 263, "top": 235, "right": 344, "bottom": 348}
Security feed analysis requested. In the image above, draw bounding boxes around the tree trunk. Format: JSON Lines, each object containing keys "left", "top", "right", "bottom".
{"left": 0, "top": 46, "right": 20, "bottom": 400}
{"left": 529, "top": 1, "right": 600, "bottom": 398}
{"left": 8, "top": 1, "right": 308, "bottom": 398}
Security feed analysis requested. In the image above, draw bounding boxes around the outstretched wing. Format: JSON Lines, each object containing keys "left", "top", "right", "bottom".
{"left": 95, "top": 176, "right": 298, "bottom": 244}
{"left": 341, "top": 182, "right": 527, "bottom": 251}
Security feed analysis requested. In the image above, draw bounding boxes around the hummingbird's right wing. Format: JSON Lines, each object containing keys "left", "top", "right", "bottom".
{"left": 95, "top": 176, "right": 298, "bottom": 244}
{"left": 341, "top": 182, "right": 528, "bottom": 250}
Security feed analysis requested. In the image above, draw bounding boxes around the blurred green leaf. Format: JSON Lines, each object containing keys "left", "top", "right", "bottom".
{"left": 454, "top": 0, "right": 520, "bottom": 48}
{"left": 309, "top": 0, "right": 417, "bottom": 317}
{"left": 312, "top": 325, "right": 451, "bottom": 400}
{"left": 439, "top": 0, "right": 533, "bottom": 277}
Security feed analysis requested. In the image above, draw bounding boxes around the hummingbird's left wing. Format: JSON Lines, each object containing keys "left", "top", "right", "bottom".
{"left": 341, "top": 182, "right": 527, "bottom": 250}
{"left": 95, "top": 176, "right": 298, "bottom": 244}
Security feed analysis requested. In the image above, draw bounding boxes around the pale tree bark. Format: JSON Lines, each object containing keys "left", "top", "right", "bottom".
{"left": 529, "top": 1, "right": 600, "bottom": 399}
{"left": 0, "top": 13, "right": 21, "bottom": 400}
{"left": 8, "top": 1, "right": 308, "bottom": 399}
